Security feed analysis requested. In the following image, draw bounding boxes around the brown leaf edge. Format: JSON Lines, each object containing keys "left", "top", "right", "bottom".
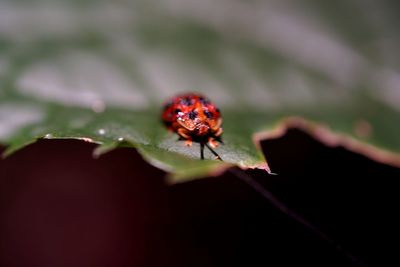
{"left": 8, "top": 115, "right": 399, "bottom": 183}
{"left": 253, "top": 116, "right": 400, "bottom": 169}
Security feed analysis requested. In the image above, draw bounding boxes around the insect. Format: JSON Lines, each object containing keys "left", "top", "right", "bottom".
{"left": 162, "top": 93, "right": 223, "bottom": 160}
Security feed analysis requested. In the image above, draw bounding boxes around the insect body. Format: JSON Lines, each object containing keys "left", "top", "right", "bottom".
{"left": 162, "top": 93, "right": 223, "bottom": 160}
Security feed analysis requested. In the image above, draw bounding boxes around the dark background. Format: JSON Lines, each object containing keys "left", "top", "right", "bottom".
{"left": 1, "top": 129, "right": 399, "bottom": 267}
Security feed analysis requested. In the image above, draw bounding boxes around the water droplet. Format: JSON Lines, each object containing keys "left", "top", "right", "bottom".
{"left": 91, "top": 99, "right": 105, "bottom": 113}
{"left": 44, "top": 133, "right": 53, "bottom": 139}
{"left": 354, "top": 119, "right": 373, "bottom": 138}
{"left": 118, "top": 137, "right": 124, "bottom": 142}
{"left": 98, "top": 128, "right": 106, "bottom": 135}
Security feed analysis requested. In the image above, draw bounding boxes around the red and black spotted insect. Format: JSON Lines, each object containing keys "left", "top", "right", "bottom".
{"left": 162, "top": 93, "right": 223, "bottom": 160}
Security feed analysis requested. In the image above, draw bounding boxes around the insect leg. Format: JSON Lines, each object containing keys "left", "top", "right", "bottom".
{"left": 208, "top": 137, "right": 219, "bottom": 148}
{"left": 205, "top": 142, "right": 222, "bottom": 161}
{"left": 214, "top": 127, "right": 223, "bottom": 137}
{"left": 177, "top": 128, "right": 193, "bottom": 146}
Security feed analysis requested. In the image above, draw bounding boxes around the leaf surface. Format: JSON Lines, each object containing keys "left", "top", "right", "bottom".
{"left": 1, "top": 0, "right": 400, "bottom": 182}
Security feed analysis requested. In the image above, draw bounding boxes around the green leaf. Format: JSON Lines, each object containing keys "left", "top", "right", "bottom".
{"left": 1, "top": 0, "right": 400, "bottom": 182}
